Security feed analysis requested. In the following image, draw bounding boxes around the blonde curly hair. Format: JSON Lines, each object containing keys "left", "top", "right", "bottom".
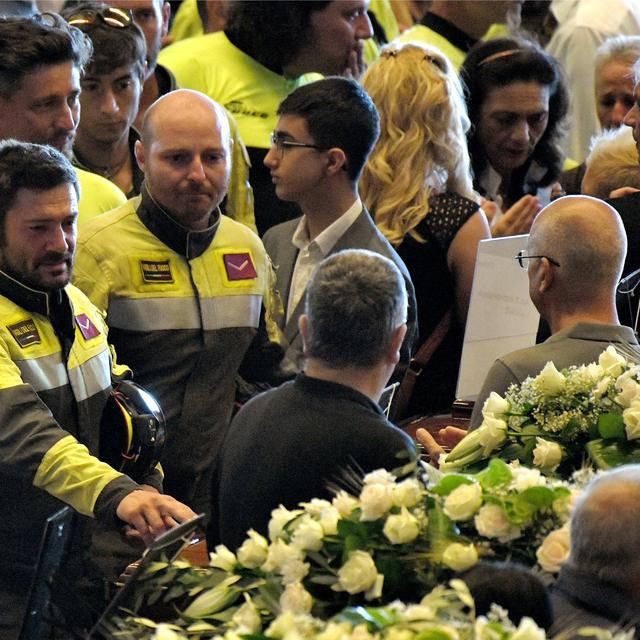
{"left": 360, "top": 43, "right": 476, "bottom": 245}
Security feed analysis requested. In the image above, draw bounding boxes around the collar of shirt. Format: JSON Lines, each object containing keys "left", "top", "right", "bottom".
{"left": 291, "top": 198, "right": 363, "bottom": 257}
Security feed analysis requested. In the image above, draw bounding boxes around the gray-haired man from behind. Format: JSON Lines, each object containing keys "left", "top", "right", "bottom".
{"left": 209, "top": 249, "right": 417, "bottom": 550}
{"left": 550, "top": 465, "right": 640, "bottom": 635}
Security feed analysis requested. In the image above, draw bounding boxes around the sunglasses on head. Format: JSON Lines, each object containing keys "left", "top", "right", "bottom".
{"left": 66, "top": 6, "right": 132, "bottom": 29}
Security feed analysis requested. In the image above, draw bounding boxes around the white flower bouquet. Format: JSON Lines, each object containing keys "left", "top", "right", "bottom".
{"left": 108, "top": 578, "right": 568, "bottom": 640}
{"left": 107, "top": 460, "right": 583, "bottom": 638}
{"left": 441, "top": 346, "right": 640, "bottom": 476}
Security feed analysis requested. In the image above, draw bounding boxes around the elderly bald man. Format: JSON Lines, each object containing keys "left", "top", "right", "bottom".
{"left": 74, "top": 89, "right": 283, "bottom": 515}
{"left": 420, "top": 195, "right": 639, "bottom": 459}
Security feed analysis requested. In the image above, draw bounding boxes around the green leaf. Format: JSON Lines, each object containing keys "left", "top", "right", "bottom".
{"left": 416, "top": 629, "right": 462, "bottom": 640}
{"left": 431, "top": 474, "right": 474, "bottom": 496}
{"left": 519, "top": 486, "right": 556, "bottom": 509}
{"left": 475, "top": 458, "right": 513, "bottom": 489}
{"left": 182, "top": 576, "right": 241, "bottom": 618}
{"left": 597, "top": 412, "right": 626, "bottom": 439}
{"left": 587, "top": 439, "right": 640, "bottom": 469}
{"left": 333, "top": 606, "right": 398, "bottom": 630}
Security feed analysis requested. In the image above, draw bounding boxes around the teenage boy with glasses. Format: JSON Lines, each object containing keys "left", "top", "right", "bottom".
{"left": 262, "top": 77, "right": 417, "bottom": 382}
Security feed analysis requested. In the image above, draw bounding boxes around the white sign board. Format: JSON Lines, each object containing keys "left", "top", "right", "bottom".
{"left": 456, "top": 235, "right": 540, "bottom": 400}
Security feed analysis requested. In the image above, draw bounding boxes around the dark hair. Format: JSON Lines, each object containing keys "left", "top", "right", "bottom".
{"left": 304, "top": 250, "right": 407, "bottom": 369}
{"left": 224, "top": 1, "right": 330, "bottom": 74}
{"left": 0, "top": 140, "right": 79, "bottom": 242}
{"left": 461, "top": 37, "right": 568, "bottom": 203}
{"left": 460, "top": 562, "right": 553, "bottom": 630}
{"left": 61, "top": 2, "right": 146, "bottom": 78}
{"left": 278, "top": 77, "right": 380, "bottom": 181}
{"left": 0, "top": 15, "right": 92, "bottom": 99}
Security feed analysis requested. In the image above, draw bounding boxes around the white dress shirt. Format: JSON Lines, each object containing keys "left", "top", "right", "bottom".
{"left": 286, "top": 198, "right": 363, "bottom": 321}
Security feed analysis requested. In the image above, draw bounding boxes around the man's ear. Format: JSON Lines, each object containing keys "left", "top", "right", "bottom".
{"left": 299, "top": 314, "right": 310, "bottom": 355}
{"left": 325, "top": 147, "right": 347, "bottom": 176}
{"left": 537, "top": 257, "right": 556, "bottom": 294}
{"left": 161, "top": 1, "right": 171, "bottom": 36}
{"left": 134, "top": 139, "right": 146, "bottom": 172}
{"left": 387, "top": 323, "right": 407, "bottom": 365}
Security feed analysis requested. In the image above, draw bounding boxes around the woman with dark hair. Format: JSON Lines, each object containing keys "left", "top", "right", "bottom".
{"left": 461, "top": 37, "right": 569, "bottom": 237}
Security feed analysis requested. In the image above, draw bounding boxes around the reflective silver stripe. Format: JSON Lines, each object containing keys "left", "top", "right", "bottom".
{"left": 68, "top": 348, "right": 112, "bottom": 401}
{"left": 16, "top": 354, "right": 67, "bottom": 392}
{"left": 107, "top": 295, "right": 262, "bottom": 331}
{"left": 16, "top": 349, "right": 111, "bottom": 400}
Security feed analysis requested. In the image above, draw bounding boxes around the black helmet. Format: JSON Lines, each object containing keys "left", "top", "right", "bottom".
{"left": 100, "top": 380, "right": 166, "bottom": 482}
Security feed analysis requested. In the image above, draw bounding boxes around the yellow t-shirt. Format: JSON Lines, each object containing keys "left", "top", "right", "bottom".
{"left": 159, "top": 31, "right": 305, "bottom": 149}
{"left": 75, "top": 168, "right": 127, "bottom": 226}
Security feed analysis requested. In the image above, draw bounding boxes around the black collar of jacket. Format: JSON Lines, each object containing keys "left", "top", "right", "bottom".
{"left": 0, "top": 268, "right": 69, "bottom": 317}
{"left": 136, "top": 182, "right": 221, "bottom": 259}
{"left": 420, "top": 12, "right": 477, "bottom": 54}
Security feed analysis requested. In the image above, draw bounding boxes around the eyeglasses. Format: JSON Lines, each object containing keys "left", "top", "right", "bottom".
{"left": 66, "top": 7, "right": 132, "bottom": 29}
{"left": 515, "top": 250, "right": 561, "bottom": 270}
{"left": 269, "top": 132, "right": 328, "bottom": 156}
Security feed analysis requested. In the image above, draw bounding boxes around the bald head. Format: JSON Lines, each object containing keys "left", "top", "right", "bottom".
{"left": 528, "top": 195, "right": 626, "bottom": 307}
{"left": 134, "top": 89, "right": 232, "bottom": 229}
{"left": 570, "top": 466, "right": 640, "bottom": 594}
{"left": 141, "top": 89, "right": 231, "bottom": 150}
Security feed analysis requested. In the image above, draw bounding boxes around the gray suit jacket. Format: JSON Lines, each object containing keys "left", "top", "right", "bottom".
{"left": 469, "top": 322, "right": 640, "bottom": 429}
{"left": 263, "top": 208, "right": 418, "bottom": 378}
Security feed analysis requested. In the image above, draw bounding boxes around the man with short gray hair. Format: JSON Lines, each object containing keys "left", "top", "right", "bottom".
{"left": 550, "top": 465, "right": 640, "bottom": 634}
{"left": 210, "top": 249, "right": 417, "bottom": 550}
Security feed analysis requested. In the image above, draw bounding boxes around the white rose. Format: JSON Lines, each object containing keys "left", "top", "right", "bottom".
{"left": 441, "top": 543, "right": 478, "bottom": 571}
{"left": 237, "top": 530, "right": 269, "bottom": 568}
{"left": 474, "top": 504, "right": 521, "bottom": 542}
{"left": 263, "top": 539, "right": 309, "bottom": 584}
{"left": 623, "top": 399, "right": 640, "bottom": 440}
{"left": 279, "top": 582, "right": 313, "bottom": 614}
{"left": 477, "top": 416, "right": 508, "bottom": 456}
{"left": 153, "top": 625, "right": 182, "bottom": 640}
{"left": 359, "top": 483, "right": 394, "bottom": 521}
{"left": 392, "top": 478, "right": 423, "bottom": 508}
{"left": 593, "top": 375, "right": 613, "bottom": 400}
{"left": 443, "top": 482, "right": 483, "bottom": 521}
{"left": 536, "top": 525, "right": 570, "bottom": 573}
{"left": 231, "top": 595, "right": 261, "bottom": 634}
{"left": 510, "top": 465, "right": 545, "bottom": 492}
{"left": 512, "top": 617, "right": 545, "bottom": 640}
{"left": 383, "top": 507, "right": 420, "bottom": 544}
{"left": 268, "top": 505, "right": 303, "bottom": 542}
{"left": 552, "top": 489, "right": 580, "bottom": 518}
{"left": 532, "top": 437, "right": 563, "bottom": 471}
{"left": 386, "top": 629, "right": 413, "bottom": 640}
{"left": 351, "top": 624, "right": 376, "bottom": 640}
{"left": 599, "top": 345, "right": 627, "bottom": 377}
{"left": 615, "top": 375, "right": 640, "bottom": 408}
{"left": 209, "top": 544, "right": 237, "bottom": 572}
{"left": 333, "top": 550, "right": 380, "bottom": 595}
{"left": 316, "top": 621, "right": 352, "bottom": 640}
{"left": 300, "top": 499, "right": 340, "bottom": 534}
{"left": 363, "top": 469, "right": 395, "bottom": 486}
{"left": 265, "top": 612, "right": 297, "bottom": 639}
{"left": 332, "top": 491, "right": 359, "bottom": 518}
{"left": 482, "top": 391, "right": 510, "bottom": 417}
{"left": 291, "top": 516, "right": 325, "bottom": 552}
{"left": 535, "top": 361, "right": 566, "bottom": 395}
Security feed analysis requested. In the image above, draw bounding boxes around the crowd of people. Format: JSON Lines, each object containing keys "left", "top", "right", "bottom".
{"left": 2, "top": 0, "right": 640, "bottom": 637}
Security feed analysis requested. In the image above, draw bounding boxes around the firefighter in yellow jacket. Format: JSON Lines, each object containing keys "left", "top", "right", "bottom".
{"left": 0, "top": 141, "right": 196, "bottom": 638}
{"left": 74, "top": 89, "right": 284, "bottom": 516}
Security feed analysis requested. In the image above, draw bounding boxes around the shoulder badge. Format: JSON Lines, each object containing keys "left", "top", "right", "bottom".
{"left": 8, "top": 319, "right": 41, "bottom": 348}
{"left": 222, "top": 252, "right": 257, "bottom": 281}
{"left": 75, "top": 313, "right": 101, "bottom": 340}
